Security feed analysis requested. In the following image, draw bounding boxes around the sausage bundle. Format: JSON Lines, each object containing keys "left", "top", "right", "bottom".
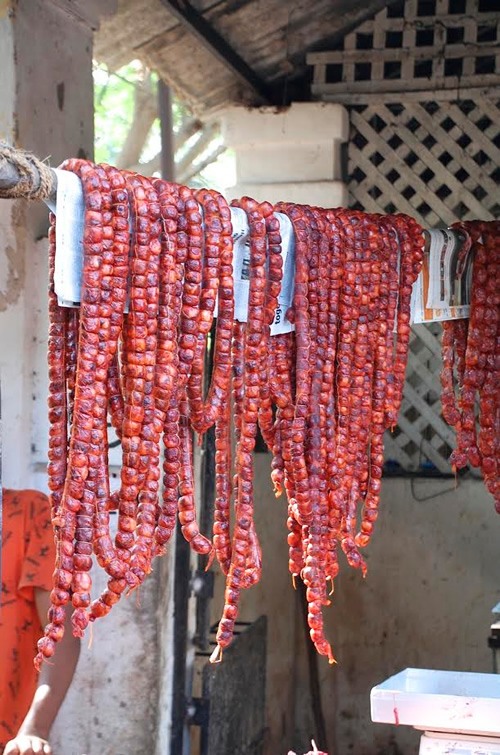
{"left": 41, "top": 157, "right": 494, "bottom": 668}
{"left": 440, "top": 220, "right": 500, "bottom": 509}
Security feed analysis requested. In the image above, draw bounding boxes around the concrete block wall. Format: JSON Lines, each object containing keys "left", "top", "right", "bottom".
{"left": 220, "top": 102, "right": 349, "bottom": 207}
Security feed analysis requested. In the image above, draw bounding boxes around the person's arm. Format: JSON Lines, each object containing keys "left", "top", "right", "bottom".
{"left": 3, "top": 590, "right": 81, "bottom": 755}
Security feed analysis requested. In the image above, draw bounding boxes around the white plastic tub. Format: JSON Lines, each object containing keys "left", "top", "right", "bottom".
{"left": 370, "top": 668, "right": 500, "bottom": 737}
{"left": 419, "top": 732, "right": 500, "bottom": 755}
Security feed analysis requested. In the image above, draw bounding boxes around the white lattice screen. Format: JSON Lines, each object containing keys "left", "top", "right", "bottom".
{"left": 308, "top": 0, "right": 500, "bottom": 103}
{"left": 308, "top": 0, "right": 499, "bottom": 473}
{"left": 348, "top": 97, "right": 499, "bottom": 226}
{"left": 385, "top": 324, "right": 455, "bottom": 474}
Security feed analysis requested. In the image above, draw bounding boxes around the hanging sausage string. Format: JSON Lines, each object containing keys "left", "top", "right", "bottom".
{"left": 0, "top": 146, "right": 498, "bottom": 665}
{"left": 440, "top": 221, "right": 499, "bottom": 504}
{"left": 39, "top": 160, "right": 425, "bottom": 668}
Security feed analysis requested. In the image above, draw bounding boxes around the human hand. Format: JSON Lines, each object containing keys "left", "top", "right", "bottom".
{"left": 3, "top": 734, "right": 52, "bottom": 755}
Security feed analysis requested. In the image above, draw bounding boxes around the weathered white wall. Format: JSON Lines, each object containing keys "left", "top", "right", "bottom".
{"left": 0, "top": 4, "right": 170, "bottom": 754}
{"left": 51, "top": 518, "right": 161, "bottom": 755}
{"left": 321, "top": 476, "right": 500, "bottom": 755}
{"left": 209, "top": 463, "right": 500, "bottom": 755}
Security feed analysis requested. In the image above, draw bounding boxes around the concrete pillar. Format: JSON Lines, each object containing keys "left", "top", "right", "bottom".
{"left": 0, "top": 0, "right": 100, "bottom": 489}
{"left": 0, "top": 5, "right": 165, "bottom": 755}
{"left": 220, "top": 101, "right": 349, "bottom": 207}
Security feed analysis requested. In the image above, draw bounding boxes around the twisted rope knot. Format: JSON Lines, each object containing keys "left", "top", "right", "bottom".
{"left": 0, "top": 142, "right": 55, "bottom": 200}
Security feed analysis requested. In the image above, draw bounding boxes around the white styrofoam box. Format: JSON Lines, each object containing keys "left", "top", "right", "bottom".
{"left": 226, "top": 180, "right": 348, "bottom": 209}
{"left": 370, "top": 668, "right": 500, "bottom": 737}
{"left": 236, "top": 140, "right": 340, "bottom": 183}
{"left": 419, "top": 731, "right": 500, "bottom": 755}
{"left": 221, "top": 102, "right": 348, "bottom": 184}
{"left": 221, "top": 102, "right": 349, "bottom": 147}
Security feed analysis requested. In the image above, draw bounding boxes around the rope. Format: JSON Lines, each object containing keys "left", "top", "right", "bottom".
{"left": 0, "top": 142, "right": 55, "bottom": 200}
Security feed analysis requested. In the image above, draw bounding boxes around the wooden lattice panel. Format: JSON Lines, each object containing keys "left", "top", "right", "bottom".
{"left": 348, "top": 96, "right": 500, "bottom": 226}
{"left": 384, "top": 325, "right": 454, "bottom": 473}
{"left": 307, "top": 0, "right": 500, "bottom": 102}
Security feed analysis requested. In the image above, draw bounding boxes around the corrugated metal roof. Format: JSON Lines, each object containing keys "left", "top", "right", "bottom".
{"left": 94, "top": 0, "right": 393, "bottom": 113}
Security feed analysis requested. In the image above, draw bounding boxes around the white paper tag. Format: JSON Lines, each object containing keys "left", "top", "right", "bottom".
{"left": 412, "top": 229, "right": 472, "bottom": 323}
{"left": 426, "top": 228, "right": 471, "bottom": 311}
{"left": 270, "top": 213, "right": 295, "bottom": 336}
{"left": 230, "top": 209, "right": 295, "bottom": 334}
{"left": 52, "top": 169, "right": 135, "bottom": 312}
{"left": 410, "top": 269, "right": 422, "bottom": 324}
{"left": 52, "top": 168, "right": 85, "bottom": 307}
{"left": 230, "top": 206, "right": 251, "bottom": 322}
{"left": 50, "top": 172, "right": 296, "bottom": 334}
{"left": 427, "top": 229, "right": 454, "bottom": 309}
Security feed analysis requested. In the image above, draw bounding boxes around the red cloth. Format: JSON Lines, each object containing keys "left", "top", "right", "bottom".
{"left": 0, "top": 489, "right": 55, "bottom": 748}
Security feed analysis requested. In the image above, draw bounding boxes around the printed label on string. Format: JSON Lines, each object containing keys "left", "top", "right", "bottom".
{"left": 231, "top": 206, "right": 252, "bottom": 322}
{"left": 231, "top": 209, "right": 295, "bottom": 335}
{"left": 51, "top": 172, "right": 297, "bottom": 334}
{"left": 53, "top": 168, "right": 85, "bottom": 307}
{"left": 270, "top": 212, "right": 295, "bottom": 336}
{"left": 412, "top": 228, "right": 472, "bottom": 323}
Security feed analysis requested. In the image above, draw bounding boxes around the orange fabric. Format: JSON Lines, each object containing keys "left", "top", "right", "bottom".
{"left": 0, "top": 489, "right": 55, "bottom": 748}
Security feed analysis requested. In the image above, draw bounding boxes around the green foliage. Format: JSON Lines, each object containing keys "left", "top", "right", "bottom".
{"left": 94, "top": 61, "right": 142, "bottom": 164}
{"left": 94, "top": 60, "right": 191, "bottom": 166}
{"left": 93, "top": 58, "right": 232, "bottom": 185}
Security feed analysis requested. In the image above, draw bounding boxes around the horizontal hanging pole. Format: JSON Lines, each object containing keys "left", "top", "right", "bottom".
{"left": 0, "top": 144, "right": 474, "bottom": 326}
